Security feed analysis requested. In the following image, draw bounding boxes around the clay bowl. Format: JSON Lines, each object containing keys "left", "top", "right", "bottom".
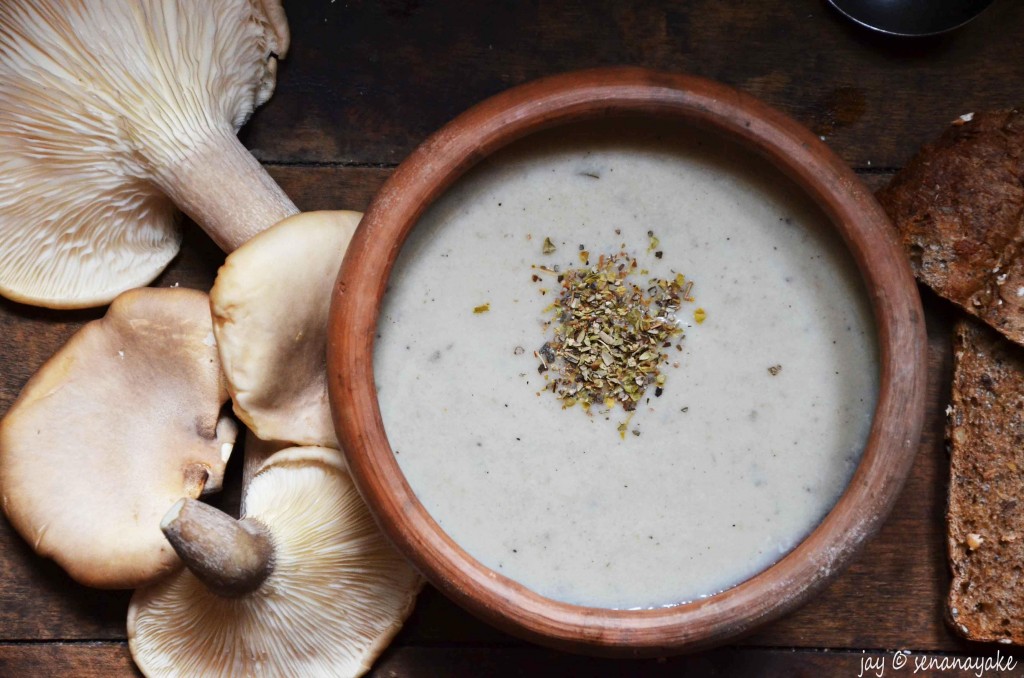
{"left": 328, "top": 67, "right": 926, "bottom": 656}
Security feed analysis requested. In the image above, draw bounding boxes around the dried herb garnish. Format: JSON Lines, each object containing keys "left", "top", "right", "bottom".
{"left": 535, "top": 250, "right": 694, "bottom": 433}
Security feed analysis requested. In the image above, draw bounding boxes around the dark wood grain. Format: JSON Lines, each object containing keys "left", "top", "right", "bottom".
{"left": 1, "top": 0, "right": 1022, "bottom": 672}
{"left": 1, "top": 643, "right": 1017, "bottom": 677}
{"left": 244, "top": 0, "right": 1024, "bottom": 170}
{"left": 0, "top": 644, "right": 139, "bottom": 678}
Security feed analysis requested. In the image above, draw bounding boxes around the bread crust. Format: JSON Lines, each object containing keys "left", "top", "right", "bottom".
{"left": 878, "top": 109, "right": 1024, "bottom": 346}
{"left": 947, "top": 319, "right": 1024, "bottom": 645}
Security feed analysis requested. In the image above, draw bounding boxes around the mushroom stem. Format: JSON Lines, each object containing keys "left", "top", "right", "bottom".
{"left": 161, "top": 498, "right": 274, "bottom": 598}
{"left": 155, "top": 128, "right": 298, "bottom": 252}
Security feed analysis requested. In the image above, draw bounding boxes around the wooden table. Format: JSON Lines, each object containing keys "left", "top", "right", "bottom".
{"left": 2, "top": 2, "right": 1023, "bottom": 675}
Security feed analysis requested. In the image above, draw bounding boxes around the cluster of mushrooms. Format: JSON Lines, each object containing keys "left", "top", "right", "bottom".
{"left": 0, "top": 1, "right": 421, "bottom": 676}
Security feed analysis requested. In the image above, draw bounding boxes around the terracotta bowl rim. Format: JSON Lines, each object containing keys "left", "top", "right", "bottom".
{"left": 328, "top": 67, "right": 927, "bottom": 657}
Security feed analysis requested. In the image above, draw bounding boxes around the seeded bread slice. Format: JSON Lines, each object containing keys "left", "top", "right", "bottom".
{"left": 947, "top": 319, "right": 1024, "bottom": 644}
{"left": 877, "top": 109, "right": 1024, "bottom": 347}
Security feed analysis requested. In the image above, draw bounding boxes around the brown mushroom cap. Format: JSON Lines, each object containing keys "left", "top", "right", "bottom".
{"left": 211, "top": 211, "right": 363, "bottom": 447}
{"left": 0, "top": 287, "right": 237, "bottom": 588}
{"left": 128, "top": 446, "right": 422, "bottom": 677}
{"left": 0, "top": 0, "right": 295, "bottom": 308}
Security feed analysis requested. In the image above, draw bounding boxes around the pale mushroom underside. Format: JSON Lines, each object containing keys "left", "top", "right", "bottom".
{"left": 0, "top": 0, "right": 286, "bottom": 307}
{"left": 128, "top": 448, "right": 422, "bottom": 678}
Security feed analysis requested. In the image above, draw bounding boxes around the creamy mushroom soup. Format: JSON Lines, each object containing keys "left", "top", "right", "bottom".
{"left": 374, "top": 121, "right": 879, "bottom": 609}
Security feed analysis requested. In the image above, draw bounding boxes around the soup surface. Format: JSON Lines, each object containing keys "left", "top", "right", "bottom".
{"left": 374, "top": 122, "right": 879, "bottom": 609}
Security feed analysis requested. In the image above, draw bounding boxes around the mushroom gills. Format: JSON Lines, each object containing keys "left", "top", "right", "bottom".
{"left": 129, "top": 446, "right": 423, "bottom": 678}
{"left": 0, "top": 0, "right": 296, "bottom": 308}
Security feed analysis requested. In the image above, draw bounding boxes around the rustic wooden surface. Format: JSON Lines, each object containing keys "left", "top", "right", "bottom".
{"left": 3, "top": 0, "right": 1024, "bottom": 675}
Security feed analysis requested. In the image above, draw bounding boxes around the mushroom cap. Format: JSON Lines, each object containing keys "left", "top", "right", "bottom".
{"left": 0, "top": 0, "right": 287, "bottom": 308}
{"left": 128, "top": 446, "right": 422, "bottom": 678}
{"left": 0, "top": 287, "right": 237, "bottom": 588}
{"left": 211, "top": 211, "right": 363, "bottom": 447}
{"left": 258, "top": 0, "right": 291, "bottom": 59}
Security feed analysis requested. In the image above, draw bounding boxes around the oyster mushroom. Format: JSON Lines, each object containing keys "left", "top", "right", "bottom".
{"left": 128, "top": 446, "right": 422, "bottom": 677}
{"left": 0, "top": 287, "right": 237, "bottom": 588}
{"left": 0, "top": 0, "right": 296, "bottom": 309}
{"left": 211, "top": 211, "right": 363, "bottom": 448}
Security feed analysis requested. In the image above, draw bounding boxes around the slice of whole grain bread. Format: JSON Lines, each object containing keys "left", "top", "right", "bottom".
{"left": 947, "top": 318, "right": 1024, "bottom": 644}
{"left": 877, "top": 109, "right": 1024, "bottom": 346}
